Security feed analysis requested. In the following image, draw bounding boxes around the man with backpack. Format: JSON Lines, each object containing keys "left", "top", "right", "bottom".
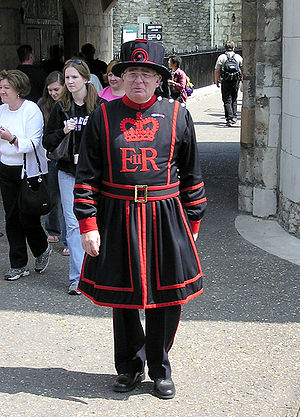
{"left": 214, "top": 40, "right": 243, "bottom": 126}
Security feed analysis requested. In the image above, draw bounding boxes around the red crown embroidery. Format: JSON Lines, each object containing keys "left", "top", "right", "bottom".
{"left": 120, "top": 112, "right": 159, "bottom": 142}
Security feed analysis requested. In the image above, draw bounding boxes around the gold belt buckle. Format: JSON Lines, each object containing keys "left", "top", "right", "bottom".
{"left": 134, "top": 185, "right": 148, "bottom": 203}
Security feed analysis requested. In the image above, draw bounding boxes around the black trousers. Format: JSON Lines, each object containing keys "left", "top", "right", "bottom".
{"left": 0, "top": 162, "right": 48, "bottom": 268}
{"left": 113, "top": 305, "right": 181, "bottom": 380}
{"left": 221, "top": 80, "right": 240, "bottom": 122}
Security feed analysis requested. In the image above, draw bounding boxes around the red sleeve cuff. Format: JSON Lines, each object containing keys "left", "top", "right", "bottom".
{"left": 190, "top": 220, "right": 201, "bottom": 234}
{"left": 78, "top": 217, "right": 98, "bottom": 234}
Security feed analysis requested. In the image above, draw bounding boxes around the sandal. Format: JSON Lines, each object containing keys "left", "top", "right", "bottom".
{"left": 47, "top": 235, "right": 59, "bottom": 243}
{"left": 62, "top": 248, "right": 70, "bottom": 256}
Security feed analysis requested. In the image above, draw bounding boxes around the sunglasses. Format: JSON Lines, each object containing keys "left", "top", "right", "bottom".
{"left": 71, "top": 59, "right": 83, "bottom": 65}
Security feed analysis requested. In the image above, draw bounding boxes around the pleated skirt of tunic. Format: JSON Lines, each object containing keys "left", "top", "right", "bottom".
{"left": 78, "top": 195, "right": 203, "bottom": 308}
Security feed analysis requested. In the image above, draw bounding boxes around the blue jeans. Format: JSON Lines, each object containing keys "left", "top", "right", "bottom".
{"left": 45, "top": 160, "right": 61, "bottom": 236}
{"left": 58, "top": 170, "right": 84, "bottom": 285}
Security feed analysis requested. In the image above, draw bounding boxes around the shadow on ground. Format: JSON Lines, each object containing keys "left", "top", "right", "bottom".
{"left": 0, "top": 366, "right": 154, "bottom": 401}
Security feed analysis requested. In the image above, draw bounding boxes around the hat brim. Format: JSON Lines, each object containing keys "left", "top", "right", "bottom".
{"left": 112, "top": 61, "right": 171, "bottom": 79}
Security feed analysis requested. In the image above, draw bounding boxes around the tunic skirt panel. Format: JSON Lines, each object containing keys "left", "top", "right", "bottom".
{"left": 79, "top": 195, "right": 203, "bottom": 308}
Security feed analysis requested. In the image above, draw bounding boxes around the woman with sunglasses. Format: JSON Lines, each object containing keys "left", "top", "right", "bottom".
{"left": 43, "top": 59, "right": 99, "bottom": 295}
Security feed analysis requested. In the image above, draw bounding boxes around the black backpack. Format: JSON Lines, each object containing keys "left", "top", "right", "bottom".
{"left": 221, "top": 53, "right": 241, "bottom": 81}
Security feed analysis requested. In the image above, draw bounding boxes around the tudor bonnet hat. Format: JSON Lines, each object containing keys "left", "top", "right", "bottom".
{"left": 112, "top": 39, "right": 170, "bottom": 79}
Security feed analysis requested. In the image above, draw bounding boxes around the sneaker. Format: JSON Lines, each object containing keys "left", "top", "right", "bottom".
{"left": 5, "top": 267, "right": 30, "bottom": 281}
{"left": 226, "top": 120, "right": 233, "bottom": 127}
{"left": 68, "top": 282, "right": 81, "bottom": 295}
{"left": 35, "top": 244, "right": 52, "bottom": 273}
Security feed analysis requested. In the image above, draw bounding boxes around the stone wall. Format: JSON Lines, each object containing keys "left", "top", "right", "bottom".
{"left": 112, "top": 0, "right": 242, "bottom": 55}
{"left": 239, "top": 0, "right": 282, "bottom": 219}
{"left": 214, "top": 0, "right": 242, "bottom": 48}
{"left": 279, "top": 0, "right": 300, "bottom": 238}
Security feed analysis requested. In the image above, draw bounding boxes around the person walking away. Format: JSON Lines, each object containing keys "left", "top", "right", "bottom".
{"left": 80, "top": 43, "right": 107, "bottom": 88}
{"left": 16, "top": 44, "right": 47, "bottom": 103}
{"left": 98, "top": 60, "right": 125, "bottom": 102}
{"left": 168, "top": 55, "right": 187, "bottom": 102}
{"left": 73, "top": 39, "right": 207, "bottom": 399}
{"left": 38, "top": 71, "right": 68, "bottom": 253}
{"left": 43, "top": 59, "right": 99, "bottom": 295}
{"left": 0, "top": 70, "right": 51, "bottom": 281}
{"left": 214, "top": 40, "right": 243, "bottom": 126}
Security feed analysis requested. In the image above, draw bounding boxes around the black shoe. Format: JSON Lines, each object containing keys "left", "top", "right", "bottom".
{"left": 153, "top": 378, "right": 175, "bottom": 399}
{"left": 113, "top": 371, "right": 144, "bottom": 392}
{"left": 226, "top": 120, "right": 233, "bottom": 127}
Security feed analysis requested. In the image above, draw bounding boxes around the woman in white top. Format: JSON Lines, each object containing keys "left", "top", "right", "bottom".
{"left": 0, "top": 69, "right": 51, "bottom": 281}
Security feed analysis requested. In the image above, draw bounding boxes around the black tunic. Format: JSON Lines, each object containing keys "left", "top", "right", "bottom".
{"left": 74, "top": 94, "right": 207, "bottom": 308}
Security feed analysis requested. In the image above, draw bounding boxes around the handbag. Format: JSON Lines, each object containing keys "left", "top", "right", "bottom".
{"left": 18, "top": 140, "right": 52, "bottom": 216}
{"left": 48, "top": 101, "right": 75, "bottom": 162}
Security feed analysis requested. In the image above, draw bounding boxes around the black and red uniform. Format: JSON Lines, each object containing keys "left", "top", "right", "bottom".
{"left": 74, "top": 94, "right": 207, "bottom": 378}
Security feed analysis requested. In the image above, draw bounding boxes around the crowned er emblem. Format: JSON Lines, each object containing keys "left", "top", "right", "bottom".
{"left": 120, "top": 112, "right": 159, "bottom": 142}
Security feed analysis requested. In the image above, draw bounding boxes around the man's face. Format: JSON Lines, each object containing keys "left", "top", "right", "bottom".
{"left": 122, "top": 66, "right": 162, "bottom": 104}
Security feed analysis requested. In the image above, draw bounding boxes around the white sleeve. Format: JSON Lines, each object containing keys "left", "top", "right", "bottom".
{"left": 16, "top": 102, "right": 44, "bottom": 154}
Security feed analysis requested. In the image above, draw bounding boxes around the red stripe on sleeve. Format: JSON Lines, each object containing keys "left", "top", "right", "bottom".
{"left": 181, "top": 182, "right": 204, "bottom": 192}
{"left": 74, "top": 184, "right": 99, "bottom": 192}
{"left": 74, "top": 198, "right": 98, "bottom": 206}
{"left": 184, "top": 197, "right": 207, "bottom": 207}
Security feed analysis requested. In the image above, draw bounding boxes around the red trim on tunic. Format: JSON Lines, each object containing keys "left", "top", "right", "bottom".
{"left": 101, "top": 103, "right": 113, "bottom": 182}
{"left": 126, "top": 200, "right": 135, "bottom": 291}
{"left": 152, "top": 197, "right": 202, "bottom": 290}
{"left": 122, "top": 94, "right": 157, "bottom": 110}
{"left": 74, "top": 184, "right": 99, "bottom": 192}
{"left": 138, "top": 204, "right": 148, "bottom": 306}
{"left": 79, "top": 220, "right": 134, "bottom": 292}
{"left": 167, "top": 100, "right": 180, "bottom": 184}
{"left": 184, "top": 197, "right": 207, "bottom": 207}
{"left": 190, "top": 220, "right": 201, "bottom": 234}
{"left": 181, "top": 182, "right": 204, "bottom": 192}
{"left": 152, "top": 202, "right": 161, "bottom": 289}
{"left": 74, "top": 198, "right": 98, "bottom": 206}
{"left": 78, "top": 217, "right": 98, "bottom": 234}
{"left": 78, "top": 287, "right": 203, "bottom": 309}
{"left": 82, "top": 278, "right": 134, "bottom": 292}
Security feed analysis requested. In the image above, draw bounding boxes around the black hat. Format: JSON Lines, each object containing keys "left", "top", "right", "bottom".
{"left": 112, "top": 39, "right": 170, "bottom": 79}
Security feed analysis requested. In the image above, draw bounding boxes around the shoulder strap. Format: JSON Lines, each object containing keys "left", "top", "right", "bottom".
{"left": 23, "top": 140, "right": 42, "bottom": 177}
{"left": 58, "top": 101, "right": 70, "bottom": 119}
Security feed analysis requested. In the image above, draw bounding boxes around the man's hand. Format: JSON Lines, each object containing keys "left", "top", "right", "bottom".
{"left": 81, "top": 230, "right": 101, "bottom": 257}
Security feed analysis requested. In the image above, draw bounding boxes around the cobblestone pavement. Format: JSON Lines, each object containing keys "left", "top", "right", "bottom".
{"left": 0, "top": 89, "right": 299, "bottom": 417}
